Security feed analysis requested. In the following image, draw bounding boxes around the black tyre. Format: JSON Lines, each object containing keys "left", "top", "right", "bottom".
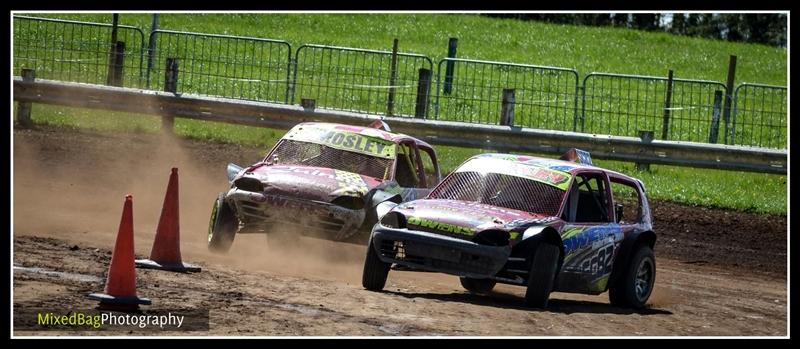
{"left": 609, "top": 245, "right": 655, "bottom": 309}
{"left": 524, "top": 243, "right": 560, "bottom": 308}
{"left": 362, "top": 241, "right": 391, "bottom": 291}
{"left": 459, "top": 277, "right": 496, "bottom": 295}
{"left": 207, "top": 193, "right": 238, "bottom": 253}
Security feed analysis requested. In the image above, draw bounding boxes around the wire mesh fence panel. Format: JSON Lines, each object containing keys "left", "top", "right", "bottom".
{"left": 13, "top": 15, "right": 145, "bottom": 88}
{"left": 732, "top": 84, "right": 787, "bottom": 149}
{"left": 292, "top": 45, "right": 434, "bottom": 117}
{"left": 433, "top": 58, "right": 580, "bottom": 129}
{"left": 146, "top": 30, "right": 292, "bottom": 103}
{"left": 581, "top": 73, "right": 728, "bottom": 143}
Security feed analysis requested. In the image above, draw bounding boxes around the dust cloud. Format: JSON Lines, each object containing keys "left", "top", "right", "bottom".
{"left": 13, "top": 127, "right": 366, "bottom": 284}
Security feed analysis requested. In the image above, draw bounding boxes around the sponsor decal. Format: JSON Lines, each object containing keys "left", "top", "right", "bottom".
{"left": 456, "top": 157, "right": 572, "bottom": 190}
{"left": 284, "top": 125, "right": 396, "bottom": 158}
{"left": 504, "top": 216, "right": 559, "bottom": 229}
{"left": 407, "top": 216, "right": 476, "bottom": 236}
{"left": 334, "top": 170, "right": 368, "bottom": 196}
{"left": 562, "top": 225, "right": 624, "bottom": 277}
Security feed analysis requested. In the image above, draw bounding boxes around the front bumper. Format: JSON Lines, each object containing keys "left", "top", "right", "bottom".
{"left": 226, "top": 188, "right": 365, "bottom": 241}
{"left": 371, "top": 226, "right": 511, "bottom": 279}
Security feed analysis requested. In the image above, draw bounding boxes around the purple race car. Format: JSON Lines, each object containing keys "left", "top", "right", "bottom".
{"left": 362, "top": 149, "right": 656, "bottom": 309}
{"left": 208, "top": 121, "right": 442, "bottom": 253}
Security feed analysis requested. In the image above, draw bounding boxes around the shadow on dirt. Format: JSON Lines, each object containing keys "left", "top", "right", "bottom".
{"left": 383, "top": 290, "right": 673, "bottom": 315}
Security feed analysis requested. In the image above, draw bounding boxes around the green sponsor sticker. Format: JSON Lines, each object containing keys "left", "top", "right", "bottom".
{"left": 285, "top": 125, "right": 396, "bottom": 158}
{"left": 457, "top": 157, "right": 572, "bottom": 190}
{"left": 407, "top": 216, "right": 476, "bottom": 236}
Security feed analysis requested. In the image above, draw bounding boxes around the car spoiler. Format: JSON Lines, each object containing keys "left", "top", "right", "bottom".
{"left": 559, "top": 148, "right": 593, "bottom": 165}
{"left": 367, "top": 119, "right": 391, "bottom": 132}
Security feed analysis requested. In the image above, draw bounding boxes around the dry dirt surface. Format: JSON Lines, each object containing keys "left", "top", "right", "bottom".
{"left": 13, "top": 126, "right": 788, "bottom": 336}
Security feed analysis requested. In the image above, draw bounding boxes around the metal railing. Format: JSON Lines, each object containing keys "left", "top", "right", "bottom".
{"left": 732, "top": 83, "right": 788, "bottom": 148}
{"left": 146, "top": 30, "right": 292, "bottom": 103}
{"left": 433, "top": 58, "right": 580, "bottom": 130}
{"left": 581, "top": 73, "right": 730, "bottom": 144}
{"left": 13, "top": 15, "right": 145, "bottom": 88}
{"left": 11, "top": 15, "right": 788, "bottom": 150}
{"left": 291, "top": 44, "right": 434, "bottom": 117}
{"left": 13, "top": 77, "right": 787, "bottom": 174}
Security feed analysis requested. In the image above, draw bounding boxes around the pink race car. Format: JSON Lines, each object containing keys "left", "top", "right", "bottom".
{"left": 208, "top": 121, "right": 442, "bottom": 252}
{"left": 363, "top": 150, "right": 656, "bottom": 309}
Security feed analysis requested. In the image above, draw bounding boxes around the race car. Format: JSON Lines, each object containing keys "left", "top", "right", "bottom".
{"left": 362, "top": 149, "right": 656, "bottom": 309}
{"left": 207, "top": 121, "right": 442, "bottom": 253}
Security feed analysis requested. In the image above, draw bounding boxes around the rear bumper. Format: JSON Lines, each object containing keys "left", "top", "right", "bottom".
{"left": 371, "top": 226, "right": 511, "bottom": 279}
{"left": 226, "top": 188, "right": 365, "bottom": 241}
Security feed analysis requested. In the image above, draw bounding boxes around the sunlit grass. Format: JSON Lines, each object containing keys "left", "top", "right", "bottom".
{"left": 19, "top": 103, "right": 787, "bottom": 216}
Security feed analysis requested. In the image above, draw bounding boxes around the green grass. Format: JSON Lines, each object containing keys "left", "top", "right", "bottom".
{"left": 13, "top": 14, "right": 788, "bottom": 215}
{"left": 13, "top": 13, "right": 787, "bottom": 148}
{"left": 21, "top": 104, "right": 787, "bottom": 216}
{"left": 18, "top": 13, "right": 786, "bottom": 85}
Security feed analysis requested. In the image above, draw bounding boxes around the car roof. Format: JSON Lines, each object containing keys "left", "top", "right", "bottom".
{"left": 292, "top": 122, "right": 433, "bottom": 148}
{"left": 469, "top": 153, "right": 639, "bottom": 181}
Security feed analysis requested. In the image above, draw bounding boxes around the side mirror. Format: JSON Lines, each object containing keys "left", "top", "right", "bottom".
{"left": 615, "top": 203, "right": 624, "bottom": 223}
{"left": 226, "top": 163, "right": 244, "bottom": 182}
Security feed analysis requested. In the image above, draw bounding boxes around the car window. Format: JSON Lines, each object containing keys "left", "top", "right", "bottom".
{"left": 395, "top": 143, "right": 421, "bottom": 188}
{"left": 563, "top": 173, "right": 610, "bottom": 223}
{"left": 418, "top": 147, "right": 439, "bottom": 188}
{"left": 610, "top": 179, "right": 642, "bottom": 224}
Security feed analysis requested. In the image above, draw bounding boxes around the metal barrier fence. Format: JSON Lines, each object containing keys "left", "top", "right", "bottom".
{"left": 433, "top": 58, "right": 581, "bottom": 130}
{"left": 581, "top": 73, "right": 731, "bottom": 144}
{"left": 13, "top": 15, "right": 145, "bottom": 88}
{"left": 732, "top": 83, "right": 788, "bottom": 149}
{"left": 11, "top": 15, "right": 788, "bottom": 149}
{"left": 291, "top": 44, "right": 434, "bottom": 117}
{"left": 146, "top": 30, "right": 292, "bottom": 103}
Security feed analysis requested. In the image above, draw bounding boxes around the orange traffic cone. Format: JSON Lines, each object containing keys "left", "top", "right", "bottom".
{"left": 135, "top": 168, "right": 201, "bottom": 273}
{"left": 88, "top": 195, "right": 152, "bottom": 312}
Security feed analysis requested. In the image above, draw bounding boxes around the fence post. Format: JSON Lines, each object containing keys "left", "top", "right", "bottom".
{"left": 661, "top": 69, "right": 674, "bottom": 140}
{"left": 301, "top": 98, "right": 316, "bottom": 112}
{"left": 387, "top": 38, "right": 399, "bottom": 116}
{"left": 708, "top": 90, "right": 724, "bottom": 143}
{"left": 635, "top": 130, "right": 654, "bottom": 172}
{"left": 106, "top": 14, "right": 119, "bottom": 86}
{"left": 500, "top": 89, "right": 515, "bottom": 126}
{"left": 107, "top": 41, "right": 125, "bottom": 87}
{"left": 16, "top": 69, "right": 35, "bottom": 128}
{"left": 722, "top": 55, "right": 737, "bottom": 144}
{"left": 415, "top": 68, "right": 432, "bottom": 118}
{"left": 163, "top": 57, "right": 179, "bottom": 133}
{"left": 443, "top": 37, "right": 458, "bottom": 95}
{"left": 146, "top": 13, "right": 160, "bottom": 88}
{"left": 573, "top": 84, "right": 582, "bottom": 132}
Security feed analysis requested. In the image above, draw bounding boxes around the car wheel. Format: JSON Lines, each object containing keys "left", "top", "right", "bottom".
{"left": 460, "top": 277, "right": 496, "bottom": 295}
{"left": 524, "top": 243, "right": 560, "bottom": 308}
{"left": 208, "top": 193, "right": 238, "bottom": 254}
{"left": 609, "top": 245, "right": 655, "bottom": 309}
{"left": 362, "top": 240, "right": 391, "bottom": 291}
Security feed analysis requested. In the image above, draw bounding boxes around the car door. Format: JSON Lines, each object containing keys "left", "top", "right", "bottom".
{"left": 392, "top": 140, "right": 430, "bottom": 202}
{"left": 556, "top": 170, "right": 624, "bottom": 293}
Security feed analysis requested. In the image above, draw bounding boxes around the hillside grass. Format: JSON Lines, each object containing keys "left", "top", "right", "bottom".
{"left": 13, "top": 13, "right": 788, "bottom": 215}
{"left": 22, "top": 104, "right": 788, "bottom": 216}
{"left": 18, "top": 13, "right": 786, "bottom": 85}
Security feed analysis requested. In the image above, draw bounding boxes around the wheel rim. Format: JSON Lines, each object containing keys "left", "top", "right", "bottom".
{"left": 634, "top": 258, "right": 653, "bottom": 302}
{"left": 208, "top": 201, "right": 219, "bottom": 243}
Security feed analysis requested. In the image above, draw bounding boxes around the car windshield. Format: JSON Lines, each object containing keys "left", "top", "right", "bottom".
{"left": 428, "top": 171, "right": 567, "bottom": 216}
{"left": 267, "top": 139, "right": 394, "bottom": 180}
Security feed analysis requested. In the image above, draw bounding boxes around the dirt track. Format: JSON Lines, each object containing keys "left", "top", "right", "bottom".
{"left": 12, "top": 126, "right": 788, "bottom": 336}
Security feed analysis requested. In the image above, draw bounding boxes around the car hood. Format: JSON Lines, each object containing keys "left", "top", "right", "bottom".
{"left": 240, "top": 164, "right": 383, "bottom": 202}
{"left": 390, "top": 199, "right": 557, "bottom": 238}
